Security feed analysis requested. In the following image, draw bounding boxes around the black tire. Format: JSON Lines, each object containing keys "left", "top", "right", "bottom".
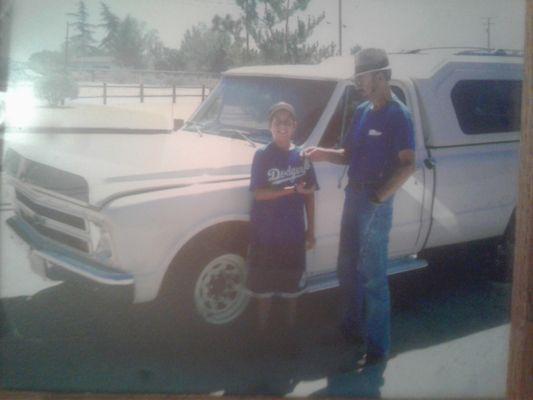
{"left": 492, "top": 217, "right": 515, "bottom": 282}
{"left": 158, "top": 225, "right": 251, "bottom": 334}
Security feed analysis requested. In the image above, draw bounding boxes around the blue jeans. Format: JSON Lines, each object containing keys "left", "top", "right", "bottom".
{"left": 337, "top": 185, "right": 393, "bottom": 358}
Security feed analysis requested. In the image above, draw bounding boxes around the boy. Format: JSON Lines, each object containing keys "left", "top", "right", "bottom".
{"left": 247, "top": 101, "right": 319, "bottom": 333}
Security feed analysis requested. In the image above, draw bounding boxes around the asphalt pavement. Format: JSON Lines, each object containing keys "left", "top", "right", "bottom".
{"left": 0, "top": 202, "right": 512, "bottom": 398}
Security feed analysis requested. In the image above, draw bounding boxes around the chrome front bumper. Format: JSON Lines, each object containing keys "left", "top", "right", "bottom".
{"left": 7, "top": 215, "right": 134, "bottom": 300}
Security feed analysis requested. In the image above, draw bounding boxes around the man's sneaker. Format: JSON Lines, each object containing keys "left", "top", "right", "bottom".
{"left": 356, "top": 352, "right": 388, "bottom": 368}
{"left": 336, "top": 352, "right": 388, "bottom": 374}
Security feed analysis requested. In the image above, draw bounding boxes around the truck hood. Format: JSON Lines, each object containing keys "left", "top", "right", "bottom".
{"left": 4, "top": 130, "right": 257, "bottom": 208}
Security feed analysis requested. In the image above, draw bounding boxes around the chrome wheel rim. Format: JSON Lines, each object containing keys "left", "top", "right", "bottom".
{"left": 194, "top": 253, "right": 250, "bottom": 325}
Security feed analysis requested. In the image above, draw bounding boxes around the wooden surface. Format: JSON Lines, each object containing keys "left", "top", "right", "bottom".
{"left": 507, "top": 0, "right": 533, "bottom": 399}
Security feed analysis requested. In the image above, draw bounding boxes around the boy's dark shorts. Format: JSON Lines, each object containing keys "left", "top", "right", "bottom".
{"left": 246, "top": 242, "right": 307, "bottom": 298}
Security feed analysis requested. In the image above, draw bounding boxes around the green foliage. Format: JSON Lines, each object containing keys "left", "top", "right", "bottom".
{"left": 113, "top": 14, "right": 146, "bottom": 68}
{"left": 235, "top": 0, "right": 259, "bottom": 59}
{"left": 97, "top": 3, "right": 181, "bottom": 70}
{"left": 234, "top": 0, "right": 334, "bottom": 64}
{"left": 153, "top": 47, "right": 184, "bottom": 71}
{"left": 179, "top": 23, "right": 229, "bottom": 72}
{"left": 177, "top": 0, "right": 334, "bottom": 72}
{"left": 98, "top": 2, "right": 120, "bottom": 54}
{"left": 28, "top": 50, "right": 64, "bottom": 74}
{"left": 53, "top": 0, "right": 335, "bottom": 74}
{"left": 67, "top": 1, "right": 98, "bottom": 57}
{"left": 34, "top": 73, "right": 79, "bottom": 107}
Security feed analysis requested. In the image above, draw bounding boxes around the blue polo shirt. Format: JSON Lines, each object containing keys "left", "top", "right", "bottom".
{"left": 249, "top": 142, "right": 319, "bottom": 246}
{"left": 342, "top": 98, "right": 415, "bottom": 185}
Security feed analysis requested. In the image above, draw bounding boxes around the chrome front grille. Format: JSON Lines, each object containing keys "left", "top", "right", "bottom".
{"left": 15, "top": 189, "right": 91, "bottom": 254}
{"left": 16, "top": 191, "right": 86, "bottom": 230}
{"left": 4, "top": 149, "right": 89, "bottom": 203}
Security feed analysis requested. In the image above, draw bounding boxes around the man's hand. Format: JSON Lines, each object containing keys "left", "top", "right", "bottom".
{"left": 302, "top": 146, "right": 348, "bottom": 165}
{"left": 374, "top": 149, "right": 416, "bottom": 202}
{"left": 305, "top": 230, "right": 316, "bottom": 250}
{"left": 302, "top": 147, "right": 328, "bottom": 162}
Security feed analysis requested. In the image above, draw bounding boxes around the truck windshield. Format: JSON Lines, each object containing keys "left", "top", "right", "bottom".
{"left": 185, "top": 76, "right": 337, "bottom": 145}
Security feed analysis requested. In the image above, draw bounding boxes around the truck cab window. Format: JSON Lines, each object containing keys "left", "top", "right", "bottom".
{"left": 189, "top": 76, "right": 337, "bottom": 145}
{"left": 451, "top": 80, "right": 522, "bottom": 134}
{"left": 391, "top": 85, "right": 407, "bottom": 105}
{"left": 319, "top": 85, "right": 361, "bottom": 148}
{"left": 319, "top": 84, "right": 407, "bottom": 148}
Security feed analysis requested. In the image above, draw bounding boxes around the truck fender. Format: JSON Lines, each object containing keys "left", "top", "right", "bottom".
{"left": 154, "top": 215, "right": 250, "bottom": 298}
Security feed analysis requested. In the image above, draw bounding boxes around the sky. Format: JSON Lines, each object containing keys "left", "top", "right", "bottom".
{"left": 5, "top": 0, "right": 527, "bottom": 63}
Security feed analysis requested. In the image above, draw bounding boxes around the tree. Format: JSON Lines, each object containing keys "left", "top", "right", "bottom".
{"left": 144, "top": 29, "right": 165, "bottom": 69}
{"left": 0, "top": 0, "right": 12, "bottom": 88}
{"left": 235, "top": 0, "right": 259, "bottom": 61}
{"left": 98, "top": 2, "right": 120, "bottom": 54}
{"left": 99, "top": 3, "right": 172, "bottom": 70}
{"left": 67, "top": 1, "right": 98, "bottom": 57}
{"left": 114, "top": 15, "right": 146, "bottom": 68}
{"left": 153, "top": 47, "right": 184, "bottom": 71}
{"left": 179, "top": 21, "right": 244, "bottom": 73}
{"left": 28, "top": 50, "right": 64, "bottom": 74}
{"left": 233, "top": 0, "right": 332, "bottom": 64}
{"left": 34, "top": 73, "right": 79, "bottom": 107}
{"left": 179, "top": 24, "right": 216, "bottom": 72}
{"left": 211, "top": 14, "right": 248, "bottom": 67}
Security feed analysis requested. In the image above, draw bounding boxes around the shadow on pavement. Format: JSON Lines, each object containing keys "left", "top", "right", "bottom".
{"left": 0, "top": 249, "right": 511, "bottom": 397}
{"left": 315, "top": 361, "right": 388, "bottom": 398}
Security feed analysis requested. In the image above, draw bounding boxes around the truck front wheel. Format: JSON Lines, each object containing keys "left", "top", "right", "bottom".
{"left": 192, "top": 251, "right": 250, "bottom": 325}
{"left": 159, "top": 226, "right": 251, "bottom": 330}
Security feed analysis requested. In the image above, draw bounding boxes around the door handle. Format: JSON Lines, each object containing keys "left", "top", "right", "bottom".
{"left": 424, "top": 157, "right": 436, "bottom": 170}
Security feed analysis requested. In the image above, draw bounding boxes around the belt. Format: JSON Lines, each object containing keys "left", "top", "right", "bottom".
{"left": 347, "top": 181, "right": 381, "bottom": 191}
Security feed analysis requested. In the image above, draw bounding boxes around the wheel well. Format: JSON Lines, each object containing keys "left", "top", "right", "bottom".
{"left": 178, "top": 221, "right": 250, "bottom": 258}
{"left": 160, "top": 221, "right": 250, "bottom": 293}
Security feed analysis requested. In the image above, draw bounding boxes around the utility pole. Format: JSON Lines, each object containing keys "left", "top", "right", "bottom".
{"left": 284, "top": 0, "right": 290, "bottom": 59}
{"left": 64, "top": 21, "right": 70, "bottom": 71}
{"left": 338, "top": 0, "right": 342, "bottom": 55}
{"left": 246, "top": 1, "right": 250, "bottom": 62}
{"left": 244, "top": 0, "right": 251, "bottom": 62}
{"left": 483, "top": 17, "right": 495, "bottom": 51}
{"left": 64, "top": 21, "right": 76, "bottom": 72}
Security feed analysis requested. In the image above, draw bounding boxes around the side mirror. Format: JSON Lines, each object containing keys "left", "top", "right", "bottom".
{"left": 174, "top": 119, "right": 184, "bottom": 130}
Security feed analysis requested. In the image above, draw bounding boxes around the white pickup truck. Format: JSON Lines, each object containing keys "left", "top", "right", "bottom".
{"left": 3, "top": 50, "right": 522, "bottom": 328}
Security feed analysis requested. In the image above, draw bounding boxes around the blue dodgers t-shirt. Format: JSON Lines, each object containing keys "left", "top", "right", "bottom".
{"left": 249, "top": 142, "right": 319, "bottom": 246}
{"left": 342, "top": 98, "right": 415, "bottom": 185}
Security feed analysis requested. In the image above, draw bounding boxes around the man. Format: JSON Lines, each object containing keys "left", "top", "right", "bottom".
{"left": 304, "top": 48, "right": 416, "bottom": 368}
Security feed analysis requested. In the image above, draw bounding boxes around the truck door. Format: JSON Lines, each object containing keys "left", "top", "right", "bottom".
{"left": 387, "top": 83, "right": 429, "bottom": 259}
{"left": 307, "top": 82, "right": 428, "bottom": 276}
{"left": 306, "top": 85, "right": 359, "bottom": 275}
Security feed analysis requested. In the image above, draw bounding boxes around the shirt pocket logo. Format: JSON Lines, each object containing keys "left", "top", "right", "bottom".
{"left": 368, "top": 129, "right": 383, "bottom": 137}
